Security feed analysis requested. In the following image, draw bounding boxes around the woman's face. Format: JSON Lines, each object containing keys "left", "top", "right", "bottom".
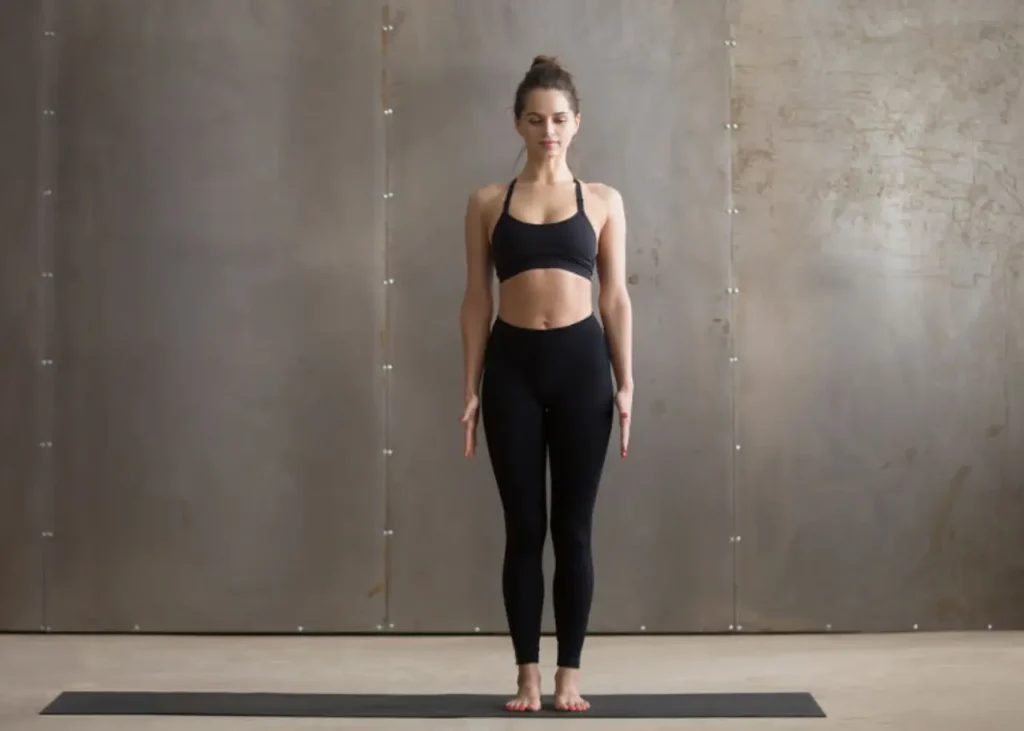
{"left": 515, "top": 89, "right": 580, "bottom": 158}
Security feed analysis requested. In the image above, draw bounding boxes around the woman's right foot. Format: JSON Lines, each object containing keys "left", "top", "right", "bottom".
{"left": 505, "top": 664, "right": 542, "bottom": 712}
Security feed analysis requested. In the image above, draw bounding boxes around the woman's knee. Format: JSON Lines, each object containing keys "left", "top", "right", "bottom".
{"left": 505, "top": 513, "right": 547, "bottom": 556}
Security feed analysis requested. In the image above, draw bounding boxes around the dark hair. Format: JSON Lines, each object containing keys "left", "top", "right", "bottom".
{"left": 513, "top": 55, "right": 580, "bottom": 120}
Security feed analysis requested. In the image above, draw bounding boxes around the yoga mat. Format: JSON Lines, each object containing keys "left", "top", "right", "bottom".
{"left": 41, "top": 690, "right": 827, "bottom": 718}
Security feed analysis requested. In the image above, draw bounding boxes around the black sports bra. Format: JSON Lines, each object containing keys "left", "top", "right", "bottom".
{"left": 490, "top": 178, "right": 597, "bottom": 283}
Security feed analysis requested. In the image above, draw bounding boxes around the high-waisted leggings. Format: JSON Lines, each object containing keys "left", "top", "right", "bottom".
{"left": 481, "top": 313, "right": 614, "bottom": 669}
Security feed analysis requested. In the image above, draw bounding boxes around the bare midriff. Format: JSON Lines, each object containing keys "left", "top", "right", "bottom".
{"left": 497, "top": 269, "right": 593, "bottom": 330}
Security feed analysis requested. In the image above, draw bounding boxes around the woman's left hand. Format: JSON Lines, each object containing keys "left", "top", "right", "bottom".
{"left": 615, "top": 387, "right": 632, "bottom": 458}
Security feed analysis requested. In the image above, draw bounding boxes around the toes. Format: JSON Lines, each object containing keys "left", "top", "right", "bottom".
{"left": 506, "top": 698, "right": 540, "bottom": 713}
{"left": 554, "top": 696, "right": 587, "bottom": 711}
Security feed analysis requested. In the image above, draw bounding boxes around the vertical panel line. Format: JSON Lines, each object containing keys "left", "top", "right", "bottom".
{"left": 380, "top": 3, "right": 394, "bottom": 631}
{"left": 34, "top": 0, "right": 59, "bottom": 632}
{"left": 724, "top": 0, "right": 739, "bottom": 632}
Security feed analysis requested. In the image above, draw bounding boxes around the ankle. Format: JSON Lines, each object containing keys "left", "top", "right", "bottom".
{"left": 518, "top": 663, "right": 541, "bottom": 684}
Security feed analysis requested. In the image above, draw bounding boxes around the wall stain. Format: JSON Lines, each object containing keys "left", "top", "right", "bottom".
{"left": 929, "top": 464, "right": 972, "bottom": 555}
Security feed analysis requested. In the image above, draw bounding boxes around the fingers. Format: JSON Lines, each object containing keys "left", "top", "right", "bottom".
{"left": 460, "top": 399, "right": 479, "bottom": 423}
{"left": 461, "top": 408, "right": 477, "bottom": 458}
{"left": 461, "top": 395, "right": 481, "bottom": 457}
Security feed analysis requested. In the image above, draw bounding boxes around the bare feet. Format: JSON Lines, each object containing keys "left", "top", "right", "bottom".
{"left": 554, "top": 667, "right": 590, "bottom": 712}
{"left": 505, "top": 664, "right": 542, "bottom": 712}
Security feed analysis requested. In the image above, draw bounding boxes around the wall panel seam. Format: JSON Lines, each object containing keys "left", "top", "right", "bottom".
{"left": 380, "top": 2, "right": 395, "bottom": 633}
{"left": 34, "top": 0, "right": 60, "bottom": 634}
{"left": 724, "top": 0, "right": 739, "bottom": 632}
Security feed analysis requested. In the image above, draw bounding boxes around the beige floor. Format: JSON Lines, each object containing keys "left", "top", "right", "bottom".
{"left": 1, "top": 631, "right": 1020, "bottom": 730}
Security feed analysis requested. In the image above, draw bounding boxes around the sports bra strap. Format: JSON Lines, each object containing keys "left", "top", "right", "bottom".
{"left": 503, "top": 177, "right": 583, "bottom": 214}
{"left": 502, "top": 179, "right": 517, "bottom": 214}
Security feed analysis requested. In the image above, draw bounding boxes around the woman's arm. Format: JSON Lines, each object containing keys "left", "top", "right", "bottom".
{"left": 597, "top": 186, "right": 633, "bottom": 394}
{"left": 459, "top": 189, "right": 494, "bottom": 401}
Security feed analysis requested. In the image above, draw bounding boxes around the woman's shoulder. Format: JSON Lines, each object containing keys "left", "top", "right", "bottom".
{"left": 468, "top": 181, "right": 509, "bottom": 203}
{"left": 580, "top": 180, "right": 622, "bottom": 206}
{"left": 467, "top": 182, "right": 508, "bottom": 210}
{"left": 466, "top": 182, "right": 511, "bottom": 222}
{"left": 579, "top": 182, "right": 624, "bottom": 226}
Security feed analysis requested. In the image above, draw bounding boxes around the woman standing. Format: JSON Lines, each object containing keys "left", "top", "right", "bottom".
{"left": 459, "top": 55, "right": 633, "bottom": 713}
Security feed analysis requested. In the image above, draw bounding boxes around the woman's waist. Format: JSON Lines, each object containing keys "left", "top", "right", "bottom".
{"left": 496, "top": 270, "right": 593, "bottom": 330}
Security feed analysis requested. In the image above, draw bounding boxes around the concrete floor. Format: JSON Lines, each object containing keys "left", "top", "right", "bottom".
{"left": 1, "top": 631, "right": 1020, "bottom": 729}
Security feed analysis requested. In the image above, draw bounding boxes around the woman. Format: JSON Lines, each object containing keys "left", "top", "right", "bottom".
{"left": 459, "top": 55, "right": 634, "bottom": 713}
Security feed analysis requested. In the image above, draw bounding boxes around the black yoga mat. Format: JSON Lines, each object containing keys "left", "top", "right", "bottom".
{"left": 41, "top": 690, "right": 826, "bottom": 719}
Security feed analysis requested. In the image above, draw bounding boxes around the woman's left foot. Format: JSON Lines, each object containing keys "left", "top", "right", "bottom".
{"left": 553, "top": 667, "right": 590, "bottom": 712}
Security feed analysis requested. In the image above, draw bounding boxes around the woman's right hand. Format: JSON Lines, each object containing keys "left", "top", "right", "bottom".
{"left": 460, "top": 394, "right": 480, "bottom": 458}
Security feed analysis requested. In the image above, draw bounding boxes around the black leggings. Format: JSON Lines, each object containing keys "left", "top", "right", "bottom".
{"left": 481, "top": 314, "right": 614, "bottom": 669}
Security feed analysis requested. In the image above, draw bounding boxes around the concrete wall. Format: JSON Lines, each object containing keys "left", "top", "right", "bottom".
{"left": 1, "top": 0, "right": 1021, "bottom": 634}
{"left": 730, "top": 0, "right": 1024, "bottom": 630}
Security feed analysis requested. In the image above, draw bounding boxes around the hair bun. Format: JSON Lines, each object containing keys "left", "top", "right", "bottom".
{"left": 531, "top": 54, "right": 560, "bottom": 69}
{"left": 513, "top": 54, "right": 580, "bottom": 119}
